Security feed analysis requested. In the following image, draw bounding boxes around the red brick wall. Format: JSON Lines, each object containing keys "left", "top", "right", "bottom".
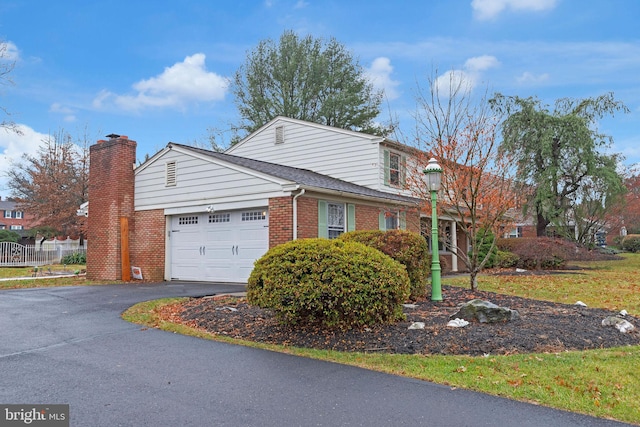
{"left": 521, "top": 225, "right": 537, "bottom": 238}
{"left": 130, "top": 209, "right": 165, "bottom": 281}
{"left": 269, "top": 197, "right": 293, "bottom": 247}
{"left": 404, "top": 207, "right": 421, "bottom": 234}
{"left": 87, "top": 136, "right": 136, "bottom": 281}
{"left": 296, "top": 197, "right": 318, "bottom": 239}
{"left": 355, "top": 204, "right": 380, "bottom": 230}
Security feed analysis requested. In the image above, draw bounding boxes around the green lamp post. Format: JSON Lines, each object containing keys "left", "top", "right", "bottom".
{"left": 424, "top": 158, "right": 443, "bottom": 301}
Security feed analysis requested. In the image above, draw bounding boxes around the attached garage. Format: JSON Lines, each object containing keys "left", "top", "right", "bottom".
{"left": 169, "top": 209, "right": 268, "bottom": 282}
{"left": 87, "top": 136, "right": 421, "bottom": 283}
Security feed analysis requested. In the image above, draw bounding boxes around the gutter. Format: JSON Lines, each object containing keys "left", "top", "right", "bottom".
{"left": 292, "top": 189, "right": 306, "bottom": 240}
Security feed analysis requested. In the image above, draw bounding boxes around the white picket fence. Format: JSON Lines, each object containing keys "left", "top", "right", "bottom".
{"left": 0, "top": 240, "right": 87, "bottom": 267}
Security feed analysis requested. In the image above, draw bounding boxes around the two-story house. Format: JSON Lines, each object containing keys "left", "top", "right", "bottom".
{"left": 87, "top": 117, "right": 471, "bottom": 283}
{"left": 227, "top": 116, "right": 468, "bottom": 272}
{"left": 87, "top": 125, "right": 424, "bottom": 283}
{"left": 0, "top": 197, "right": 30, "bottom": 232}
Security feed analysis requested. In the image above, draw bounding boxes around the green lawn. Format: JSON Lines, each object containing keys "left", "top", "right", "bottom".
{"left": 124, "top": 253, "right": 640, "bottom": 425}
{"left": 0, "top": 264, "right": 117, "bottom": 289}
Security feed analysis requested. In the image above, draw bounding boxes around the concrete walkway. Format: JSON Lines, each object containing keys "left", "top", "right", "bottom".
{"left": 0, "top": 283, "right": 633, "bottom": 426}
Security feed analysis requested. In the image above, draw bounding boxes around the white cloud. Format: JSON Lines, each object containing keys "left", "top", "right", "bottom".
{"left": 433, "top": 55, "right": 499, "bottom": 96}
{"left": 1, "top": 41, "right": 19, "bottom": 61}
{"left": 0, "top": 124, "right": 48, "bottom": 196}
{"left": 516, "top": 71, "right": 550, "bottom": 85}
{"left": 434, "top": 70, "right": 474, "bottom": 98}
{"left": 366, "top": 57, "right": 401, "bottom": 100}
{"left": 294, "top": 0, "right": 309, "bottom": 9}
{"left": 464, "top": 55, "right": 500, "bottom": 72}
{"left": 471, "top": 0, "right": 558, "bottom": 20}
{"left": 93, "top": 53, "right": 228, "bottom": 112}
{"left": 49, "top": 103, "right": 77, "bottom": 123}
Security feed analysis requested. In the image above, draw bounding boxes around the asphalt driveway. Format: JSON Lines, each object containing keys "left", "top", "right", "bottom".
{"left": 0, "top": 283, "right": 633, "bottom": 426}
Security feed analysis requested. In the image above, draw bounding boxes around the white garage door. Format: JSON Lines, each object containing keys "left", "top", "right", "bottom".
{"left": 169, "top": 209, "right": 269, "bottom": 283}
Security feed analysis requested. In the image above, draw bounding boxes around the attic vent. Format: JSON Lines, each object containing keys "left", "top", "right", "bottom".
{"left": 275, "top": 125, "right": 284, "bottom": 144}
{"left": 166, "top": 161, "right": 177, "bottom": 186}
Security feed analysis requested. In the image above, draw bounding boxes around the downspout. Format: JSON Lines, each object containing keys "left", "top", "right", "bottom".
{"left": 292, "top": 188, "right": 306, "bottom": 240}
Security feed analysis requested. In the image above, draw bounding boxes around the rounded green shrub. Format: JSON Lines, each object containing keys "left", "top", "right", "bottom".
{"left": 247, "top": 238, "right": 410, "bottom": 329}
{"left": 61, "top": 251, "right": 86, "bottom": 265}
{"left": 338, "top": 229, "right": 429, "bottom": 300}
{"left": 622, "top": 235, "right": 640, "bottom": 253}
{"left": 495, "top": 250, "right": 519, "bottom": 268}
{"left": 475, "top": 227, "right": 498, "bottom": 268}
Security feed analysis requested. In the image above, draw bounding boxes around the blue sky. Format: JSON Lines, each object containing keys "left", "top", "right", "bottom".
{"left": 1, "top": 0, "right": 639, "bottom": 199}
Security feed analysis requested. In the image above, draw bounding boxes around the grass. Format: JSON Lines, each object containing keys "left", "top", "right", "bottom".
{"left": 123, "top": 253, "right": 640, "bottom": 425}
{"left": 0, "top": 264, "right": 118, "bottom": 289}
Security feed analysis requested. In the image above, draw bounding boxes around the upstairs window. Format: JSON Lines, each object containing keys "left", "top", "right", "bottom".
{"left": 3, "top": 210, "right": 22, "bottom": 219}
{"left": 383, "top": 150, "right": 406, "bottom": 188}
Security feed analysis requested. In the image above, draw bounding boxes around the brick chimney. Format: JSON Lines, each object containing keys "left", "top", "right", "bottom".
{"left": 87, "top": 134, "right": 136, "bottom": 280}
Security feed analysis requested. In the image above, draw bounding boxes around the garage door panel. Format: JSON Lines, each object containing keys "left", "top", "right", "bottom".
{"left": 170, "top": 209, "right": 269, "bottom": 283}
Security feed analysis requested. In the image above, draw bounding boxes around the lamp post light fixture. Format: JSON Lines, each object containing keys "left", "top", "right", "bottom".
{"left": 424, "top": 157, "right": 443, "bottom": 302}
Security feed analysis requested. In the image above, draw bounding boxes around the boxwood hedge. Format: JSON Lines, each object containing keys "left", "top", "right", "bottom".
{"left": 247, "top": 238, "right": 410, "bottom": 329}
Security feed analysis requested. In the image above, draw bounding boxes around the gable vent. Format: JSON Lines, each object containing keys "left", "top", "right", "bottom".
{"left": 166, "top": 161, "right": 177, "bottom": 186}
{"left": 275, "top": 125, "right": 285, "bottom": 144}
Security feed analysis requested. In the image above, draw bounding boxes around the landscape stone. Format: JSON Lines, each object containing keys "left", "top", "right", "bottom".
{"left": 602, "top": 316, "right": 635, "bottom": 333}
{"left": 451, "top": 299, "right": 520, "bottom": 323}
{"left": 408, "top": 322, "right": 425, "bottom": 330}
{"left": 447, "top": 318, "right": 469, "bottom": 328}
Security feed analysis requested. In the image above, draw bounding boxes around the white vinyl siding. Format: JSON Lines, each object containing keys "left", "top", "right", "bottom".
{"left": 228, "top": 118, "right": 381, "bottom": 189}
{"left": 135, "top": 149, "right": 285, "bottom": 211}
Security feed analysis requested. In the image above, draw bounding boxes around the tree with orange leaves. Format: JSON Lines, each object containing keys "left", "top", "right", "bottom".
{"left": 407, "top": 70, "right": 518, "bottom": 290}
{"left": 6, "top": 128, "right": 90, "bottom": 239}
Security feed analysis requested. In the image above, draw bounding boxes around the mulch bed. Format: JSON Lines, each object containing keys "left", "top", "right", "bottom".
{"left": 173, "top": 285, "right": 640, "bottom": 356}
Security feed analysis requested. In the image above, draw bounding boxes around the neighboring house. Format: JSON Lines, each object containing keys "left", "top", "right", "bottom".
{"left": 87, "top": 134, "right": 421, "bottom": 283}
{"left": 0, "top": 197, "right": 31, "bottom": 231}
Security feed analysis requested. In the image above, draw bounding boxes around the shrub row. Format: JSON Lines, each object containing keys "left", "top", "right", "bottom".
{"left": 247, "top": 238, "right": 410, "bottom": 329}
{"left": 496, "top": 237, "right": 567, "bottom": 270}
{"left": 61, "top": 252, "right": 86, "bottom": 265}
{"left": 622, "top": 234, "right": 640, "bottom": 253}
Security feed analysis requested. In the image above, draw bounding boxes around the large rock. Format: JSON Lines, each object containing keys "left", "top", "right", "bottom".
{"left": 602, "top": 316, "right": 635, "bottom": 333}
{"left": 451, "top": 299, "right": 520, "bottom": 323}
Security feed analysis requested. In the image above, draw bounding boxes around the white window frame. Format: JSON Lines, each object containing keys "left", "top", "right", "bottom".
{"left": 389, "top": 152, "right": 401, "bottom": 187}
{"left": 327, "top": 202, "right": 345, "bottom": 239}
{"left": 4, "top": 210, "right": 11, "bottom": 219}
{"left": 385, "top": 212, "right": 399, "bottom": 230}
{"left": 507, "top": 226, "right": 523, "bottom": 238}
{"left": 9, "top": 225, "right": 23, "bottom": 230}
{"left": 15, "top": 211, "right": 22, "bottom": 219}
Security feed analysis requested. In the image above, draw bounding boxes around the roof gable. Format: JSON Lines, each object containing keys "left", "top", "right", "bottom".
{"left": 169, "top": 143, "right": 418, "bottom": 205}
{"left": 227, "top": 116, "right": 384, "bottom": 153}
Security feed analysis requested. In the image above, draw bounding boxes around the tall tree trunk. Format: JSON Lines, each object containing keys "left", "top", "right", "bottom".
{"left": 469, "top": 269, "right": 479, "bottom": 291}
{"left": 536, "top": 210, "right": 549, "bottom": 237}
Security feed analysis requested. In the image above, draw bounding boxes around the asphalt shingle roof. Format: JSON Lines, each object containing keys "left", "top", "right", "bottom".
{"left": 169, "top": 143, "right": 419, "bottom": 205}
